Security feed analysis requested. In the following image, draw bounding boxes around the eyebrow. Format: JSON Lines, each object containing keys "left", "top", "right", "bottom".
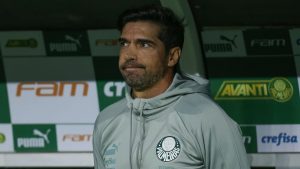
{"left": 118, "top": 37, "right": 155, "bottom": 45}
{"left": 136, "top": 39, "right": 155, "bottom": 45}
{"left": 118, "top": 38, "right": 127, "bottom": 43}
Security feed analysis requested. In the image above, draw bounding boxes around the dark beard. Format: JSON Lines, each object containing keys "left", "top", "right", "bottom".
{"left": 120, "top": 61, "right": 167, "bottom": 91}
{"left": 121, "top": 70, "right": 165, "bottom": 91}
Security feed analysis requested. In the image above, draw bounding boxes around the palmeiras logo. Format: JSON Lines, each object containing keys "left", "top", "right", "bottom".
{"left": 156, "top": 136, "right": 181, "bottom": 162}
{"left": 269, "top": 77, "right": 293, "bottom": 102}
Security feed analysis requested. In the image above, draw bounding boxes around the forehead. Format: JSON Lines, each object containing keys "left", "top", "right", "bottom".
{"left": 121, "top": 21, "right": 161, "bottom": 38}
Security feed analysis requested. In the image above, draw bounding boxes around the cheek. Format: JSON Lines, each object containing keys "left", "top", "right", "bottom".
{"left": 144, "top": 56, "right": 166, "bottom": 70}
{"left": 118, "top": 55, "right": 124, "bottom": 68}
{"left": 118, "top": 52, "right": 127, "bottom": 63}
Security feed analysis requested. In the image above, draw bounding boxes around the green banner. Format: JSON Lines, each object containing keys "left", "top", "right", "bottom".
{"left": 0, "top": 58, "right": 10, "bottom": 123}
{"left": 241, "top": 126, "right": 257, "bottom": 153}
{"left": 93, "top": 57, "right": 125, "bottom": 110}
{"left": 97, "top": 81, "right": 125, "bottom": 110}
{"left": 207, "top": 57, "right": 300, "bottom": 124}
{"left": 13, "top": 124, "right": 57, "bottom": 152}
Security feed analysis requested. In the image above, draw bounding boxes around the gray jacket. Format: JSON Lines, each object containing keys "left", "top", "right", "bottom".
{"left": 93, "top": 73, "right": 250, "bottom": 169}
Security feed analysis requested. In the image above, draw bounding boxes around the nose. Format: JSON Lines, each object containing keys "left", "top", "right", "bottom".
{"left": 126, "top": 54, "right": 136, "bottom": 60}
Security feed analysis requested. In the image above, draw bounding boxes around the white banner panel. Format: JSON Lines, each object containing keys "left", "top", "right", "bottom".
{"left": 0, "top": 31, "right": 46, "bottom": 56}
{"left": 56, "top": 125, "right": 93, "bottom": 151}
{"left": 4, "top": 57, "right": 100, "bottom": 123}
{"left": 88, "top": 29, "right": 120, "bottom": 56}
{"left": 289, "top": 28, "right": 300, "bottom": 56}
{"left": 0, "top": 124, "right": 14, "bottom": 152}
{"left": 201, "top": 29, "right": 247, "bottom": 57}
{"left": 257, "top": 125, "right": 300, "bottom": 152}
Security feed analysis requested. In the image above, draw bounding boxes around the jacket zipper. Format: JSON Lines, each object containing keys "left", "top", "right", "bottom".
{"left": 137, "top": 104, "right": 146, "bottom": 169}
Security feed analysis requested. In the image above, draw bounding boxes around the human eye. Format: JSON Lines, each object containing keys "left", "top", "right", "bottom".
{"left": 118, "top": 38, "right": 129, "bottom": 47}
{"left": 141, "top": 41, "right": 150, "bottom": 48}
{"left": 138, "top": 40, "right": 153, "bottom": 48}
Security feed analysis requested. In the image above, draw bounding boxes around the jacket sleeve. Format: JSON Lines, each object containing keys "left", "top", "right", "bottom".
{"left": 197, "top": 106, "right": 250, "bottom": 169}
{"left": 93, "top": 119, "right": 106, "bottom": 169}
{"left": 93, "top": 143, "right": 106, "bottom": 169}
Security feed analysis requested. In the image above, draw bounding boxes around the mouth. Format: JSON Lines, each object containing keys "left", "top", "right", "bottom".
{"left": 121, "top": 63, "right": 145, "bottom": 71}
{"left": 123, "top": 67, "right": 145, "bottom": 73}
{"left": 124, "top": 67, "right": 143, "bottom": 71}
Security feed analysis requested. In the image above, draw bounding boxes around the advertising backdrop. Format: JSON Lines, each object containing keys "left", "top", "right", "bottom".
{"left": 0, "top": 30, "right": 124, "bottom": 153}
{"left": 1, "top": 28, "right": 300, "bottom": 154}
{"left": 202, "top": 28, "right": 300, "bottom": 153}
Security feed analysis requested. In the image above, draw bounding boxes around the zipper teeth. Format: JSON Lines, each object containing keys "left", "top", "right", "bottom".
{"left": 137, "top": 102, "right": 146, "bottom": 169}
{"left": 129, "top": 103, "right": 133, "bottom": 169}
{"left": 138, "top": 117, "right": 145, "bottom": 167}
{"left": 137, "top": 114, "right": 143, "bottom": 168}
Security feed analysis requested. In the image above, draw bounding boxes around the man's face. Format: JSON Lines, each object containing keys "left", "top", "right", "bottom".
{"left": 118, "top": 21, "right": 169, "bottom": 91}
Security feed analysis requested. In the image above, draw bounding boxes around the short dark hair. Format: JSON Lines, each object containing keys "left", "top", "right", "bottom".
{"left": 117, "top": 5, "right": 184, "bottom": 53}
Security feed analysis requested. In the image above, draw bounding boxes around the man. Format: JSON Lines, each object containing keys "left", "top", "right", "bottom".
{"left": 93, "top": 5, "right": 250, "bottom": 169}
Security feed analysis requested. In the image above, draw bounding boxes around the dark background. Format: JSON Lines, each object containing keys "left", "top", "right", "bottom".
{"left": 0, "top": 0, "right": 298, "bottom": 30}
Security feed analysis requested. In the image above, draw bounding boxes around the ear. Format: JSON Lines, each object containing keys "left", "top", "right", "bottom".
{"left": 167, "top": 47, "right": 181, "bottom": 67}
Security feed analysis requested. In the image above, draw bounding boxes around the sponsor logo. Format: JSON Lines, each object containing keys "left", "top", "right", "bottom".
{"left": 244, "top": 29, "right": 292, "bottom": 55}
{"left": 16, "top": 81, "right": 89, "bottom": 96}
{"left": 50, "top": 34, "right": 82, "bottom": 52}
{"left": 261, "top": 133, "right": 298, "bottom": 146}
{"left": 6, "top": 38, "right": 38, "bottom": 48}
{"left": 204, "top": 35, "right": 238, "bottom": 52}
{"left": 17, "top": 129, "right": 51, "bottom": 148}
{"left": 62, "top": 134, "right": 92, "bottom": 142}
{"left": 104, "top": 144, "right": 118, "bottom": 169}
{"left": 98, "top": 81, "right": 125, "bottom": 110}
{"left": 251, "top": 39, "right": 286, "bottom": 47}
{"left": 156, "top": 136, "right": 181, "bottom": 162}
{"left": 0, "top": 133, "right": 6, "bottom": 143}
{"left": 104, "top": 81, "right": 126, "bottom": 97}
{"left": 215, "top": 77, "right": 293, "bottom": 102}
{"left": 95, "top": 39, "right": 118, "bottom": 46}
{"left": 14, "top": 125, "right": 57, "bottom": 152}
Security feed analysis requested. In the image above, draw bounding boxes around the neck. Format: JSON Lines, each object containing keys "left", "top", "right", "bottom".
{"left": 132, "top": 72, "right": 175, "bottom": 99}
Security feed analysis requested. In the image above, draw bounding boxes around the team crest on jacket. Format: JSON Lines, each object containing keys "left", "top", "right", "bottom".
{"left": 156, "top": 136, "right": 181, "bottom": 162}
